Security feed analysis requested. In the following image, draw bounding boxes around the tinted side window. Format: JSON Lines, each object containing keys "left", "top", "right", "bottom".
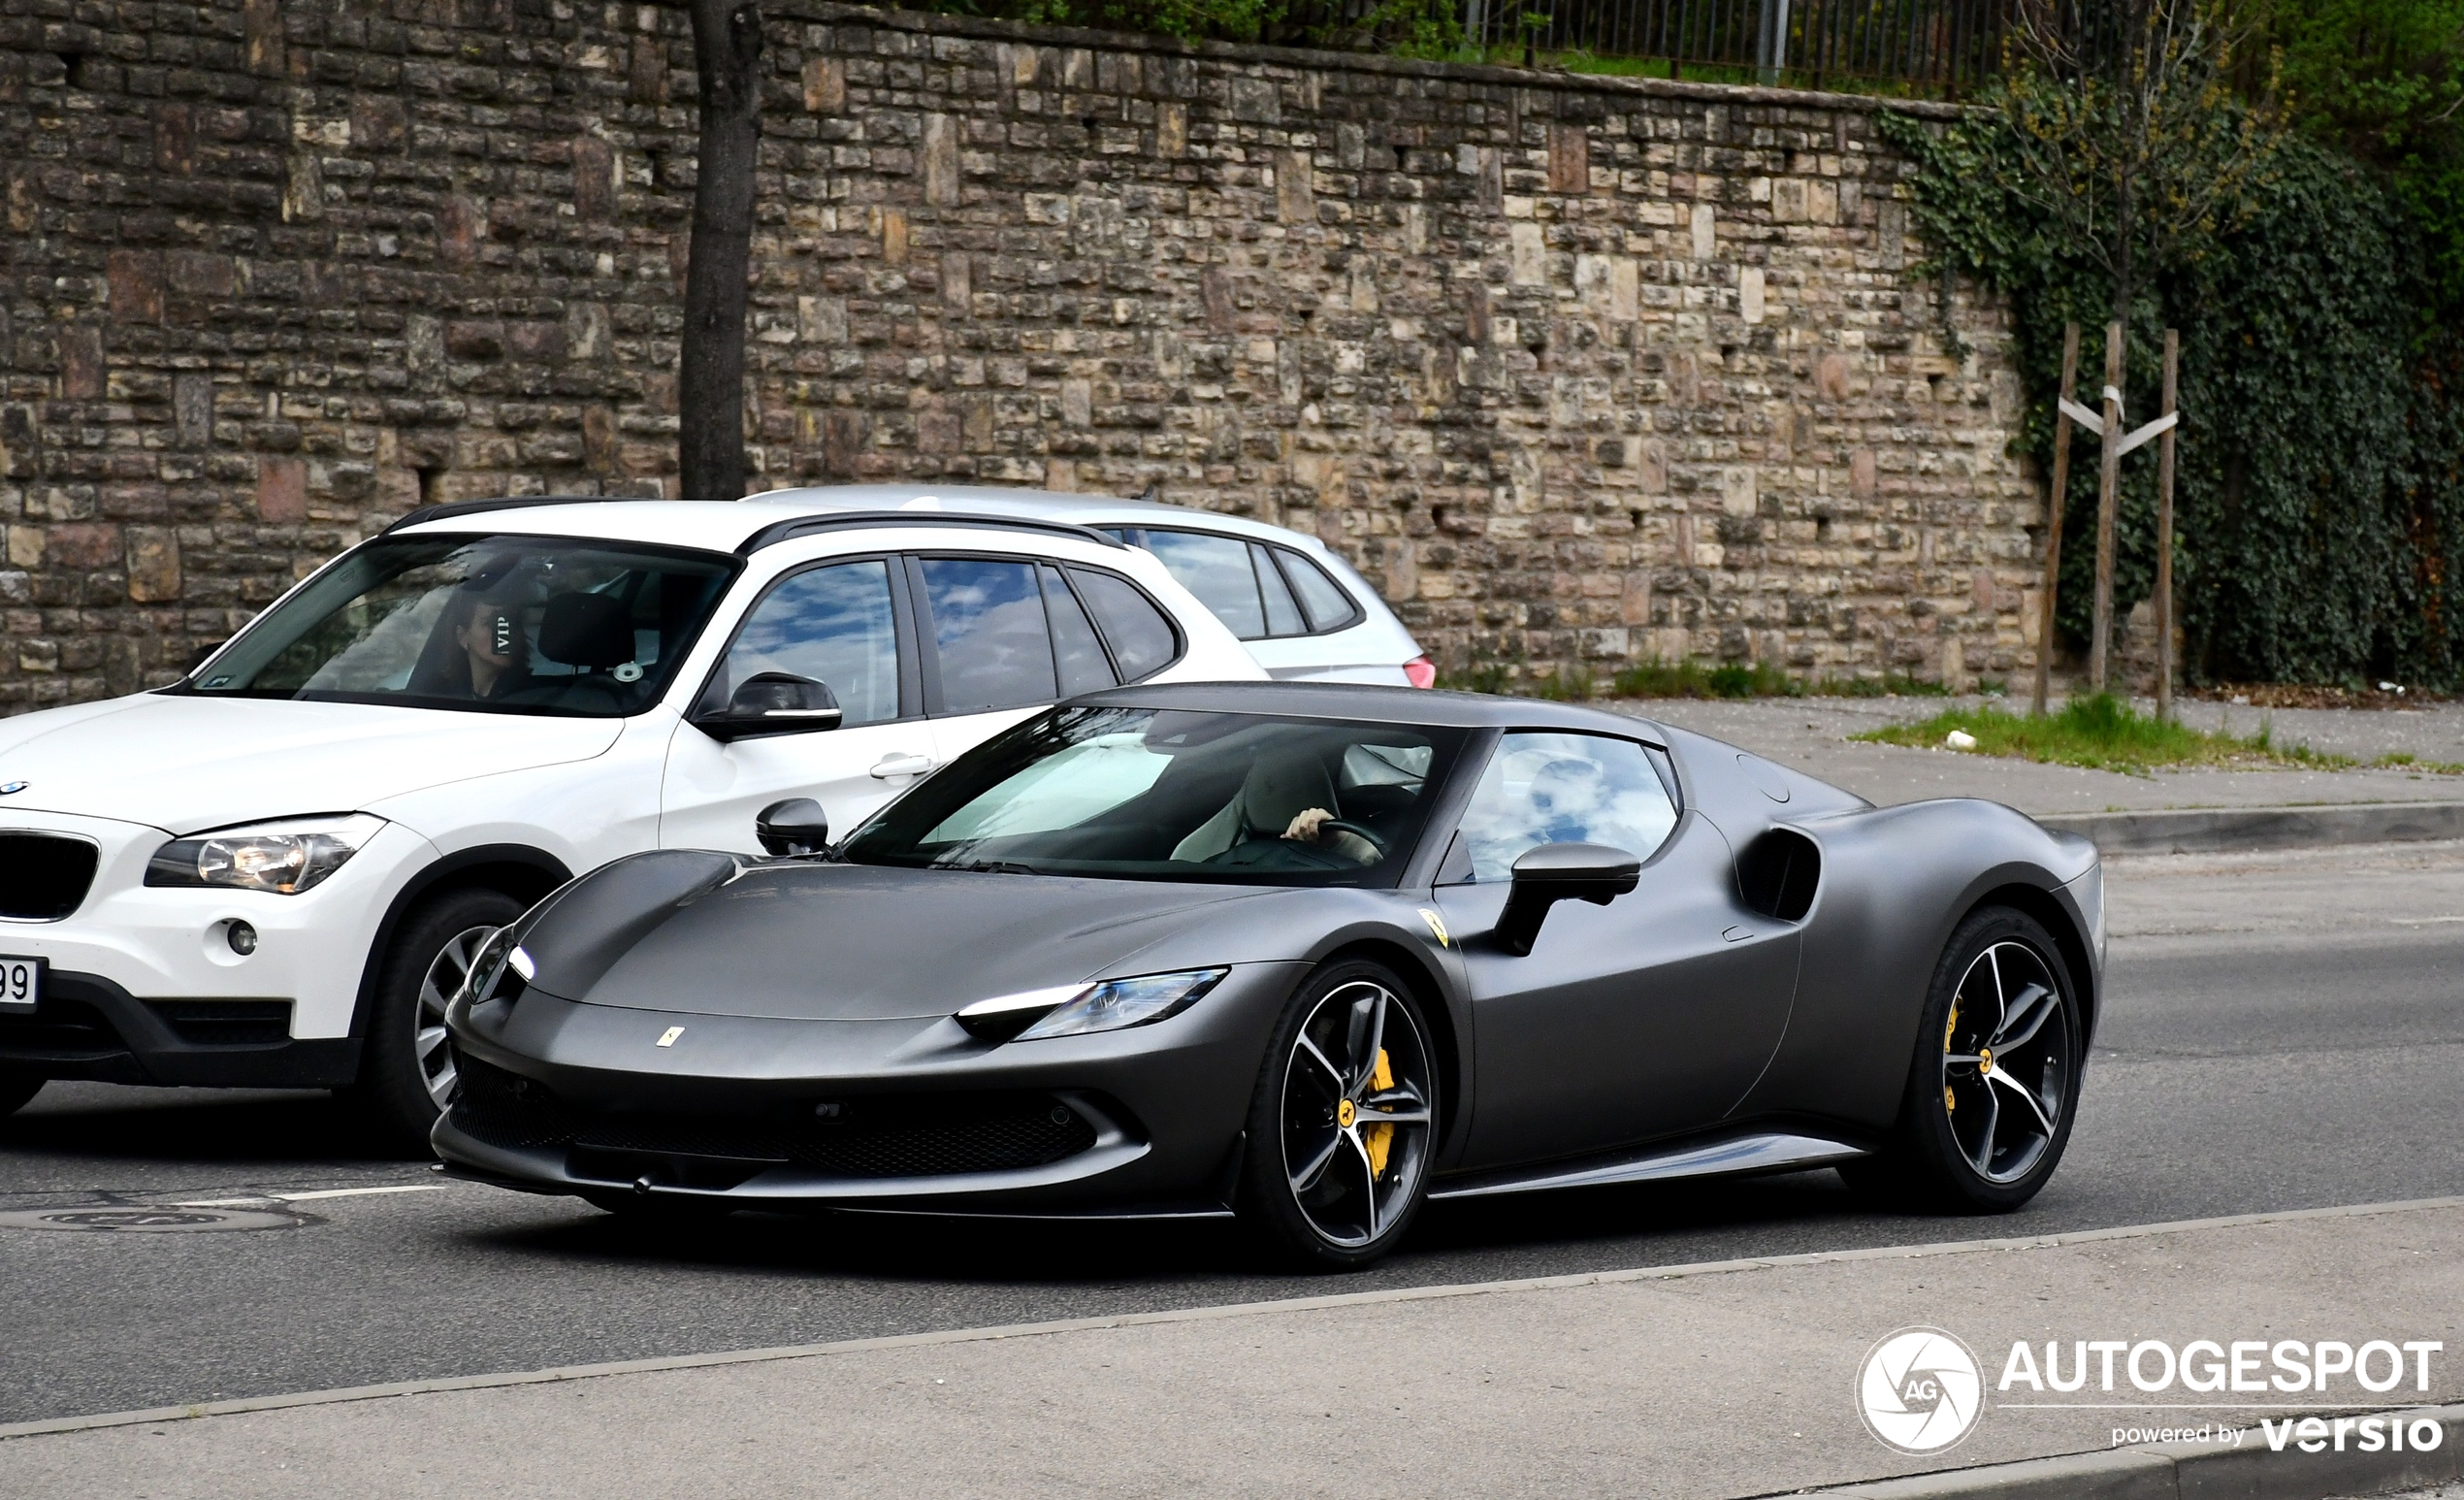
{"left": 1040, "top": 564, "right": 1117, "bottom": 698}
{"left": 1276, "top": 548, "right": 1362, "bottom": 633}
{"left": 716, "top": 559, "right": 901, "bottom": 726}
{"left": 919, "top": 557, "right": 1057, "bottom": 714}
{"left": 1141, "top": 529, "right": 1265, "bottom": 639}
{"left": 1453, "top": 732, "right": 1679, "bottom": 882}
{"left": 1251, "top": 543, "right": 1307, "bottom": 636}
{"left": 1068, "top": 567, "right": 1180, "bottom": 682}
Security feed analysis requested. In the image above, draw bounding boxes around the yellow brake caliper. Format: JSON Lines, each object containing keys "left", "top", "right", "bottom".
{"left": 1943, "top": 998, "right": 1960, "bottom": 1113}
{"left": 1361, "top": 1049, "right": 1396, "bottom": 1177}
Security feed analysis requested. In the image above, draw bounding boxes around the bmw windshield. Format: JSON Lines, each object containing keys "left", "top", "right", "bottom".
{"left": 180, "top": 534, "right": 738, "bottom": 716}
{"left": 839, "top": 706, "right": 1470, "bottom": 886}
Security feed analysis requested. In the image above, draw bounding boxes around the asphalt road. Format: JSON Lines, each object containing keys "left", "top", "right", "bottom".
{"left": 3, "top": 841, "right": 2459, "bottom": 1426}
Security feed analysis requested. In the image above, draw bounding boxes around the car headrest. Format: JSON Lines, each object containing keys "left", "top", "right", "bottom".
{"left": 536, "top": 592, "right": 634, "bottom": 669}
{"left": 1237, "top": 749, "right": 1339, "bottom": 837}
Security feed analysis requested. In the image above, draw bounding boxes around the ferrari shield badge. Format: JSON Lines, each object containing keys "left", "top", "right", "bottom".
{"left": 656, "top": 1026, "right": 685, "bottom": 1048}
{"left": 1417, "top": 908, "right": 1450, "bottom": 949}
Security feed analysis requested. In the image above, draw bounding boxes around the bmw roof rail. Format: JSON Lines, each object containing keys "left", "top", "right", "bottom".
{"left": 735, "top": 510, "right": 1127, "bottom": 555}
{"left": 380, "top": 495, "right": 639, "bottom": 535}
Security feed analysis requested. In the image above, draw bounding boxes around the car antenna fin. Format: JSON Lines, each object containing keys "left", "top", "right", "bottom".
{"left": 1129, "top": 481, "right": 1161, "bottom": 504}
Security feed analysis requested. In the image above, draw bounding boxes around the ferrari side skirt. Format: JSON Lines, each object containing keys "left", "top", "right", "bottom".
{"left": 1426, "top": 1129, "right": 1868, "bottom": 1201}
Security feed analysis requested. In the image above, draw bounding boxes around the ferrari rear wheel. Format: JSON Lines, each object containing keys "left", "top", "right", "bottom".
{"left": 1238, "top": 961, "right": 1438, "bottom": 1269}
{"left": 1847, "top": 906, "right": 2082, "bottom": 1213}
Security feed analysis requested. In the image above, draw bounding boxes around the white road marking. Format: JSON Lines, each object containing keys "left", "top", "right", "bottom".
{"left": 5, "top": 1193, "right": 2460, "bottom": 1444}
{"left": 168, "top": 1185, "right": 450, "bottom": 1208}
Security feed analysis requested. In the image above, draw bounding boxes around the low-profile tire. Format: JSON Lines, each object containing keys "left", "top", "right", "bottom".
{"left": 1847, "top": 905, "right": 2084, "bottom": 1213}
{"left": 347, "top": 885, "right": 527, "bottom": 1155}
{"left": 1236, "top": 960, "right": 1440, "bottom": 1270}
{"left": 0, "top": 1068, "right": 44, "bottom": 1118}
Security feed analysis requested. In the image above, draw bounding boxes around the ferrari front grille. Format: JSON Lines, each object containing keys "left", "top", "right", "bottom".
{"left": 449, "top": 1053, "right": 1100, "bottom": 1178}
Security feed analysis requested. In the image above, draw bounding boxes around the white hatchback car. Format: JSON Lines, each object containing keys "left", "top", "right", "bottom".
{"left": 755, "top": 486, "right": 1435, "bottom": 688}
{"left": 0, "top": 497, "right": 1262, "bottom": 1144}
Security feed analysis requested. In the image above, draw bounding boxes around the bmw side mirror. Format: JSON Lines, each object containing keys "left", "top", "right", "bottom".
{"left": 756, "top": 798, "right": 830, "bottom": 859}
{"left": 693, "top": 671, "right": 843, "bottom": 742}
{"left": 1493, "top": 842, "right": 1641, "bottom": 957}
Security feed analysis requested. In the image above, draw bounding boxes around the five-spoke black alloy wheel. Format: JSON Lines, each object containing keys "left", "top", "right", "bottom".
{"left": 1849, "top": 906, "right": 2083, "bottom": 1211}
{"left": 1240, "top": 961, "right": 1438, "bottom": 1267}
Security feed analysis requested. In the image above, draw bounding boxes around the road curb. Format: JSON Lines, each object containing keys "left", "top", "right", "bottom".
{"left": 1799, "top": 1403, "right": 2464, "bottom": 1500}
{"left": 2037, "top": 800, "right": 2464, "bottom": 855}
{"left": 2, "top": 1196, "right": 2457, "bottom": 1446}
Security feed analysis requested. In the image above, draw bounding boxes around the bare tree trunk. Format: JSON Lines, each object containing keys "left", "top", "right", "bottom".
{"left": 678, "top": 0, "right": 763, "bottom": 501}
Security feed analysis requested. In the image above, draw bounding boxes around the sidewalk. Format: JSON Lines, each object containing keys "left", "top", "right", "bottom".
{"left": 4, "top": 1200, "right": 2456, "bottom": 1499}
{"left": 1612, "top": 698, "right": 2464, "bottom": 817}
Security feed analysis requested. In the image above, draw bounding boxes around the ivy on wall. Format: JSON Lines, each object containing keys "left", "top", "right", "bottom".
{"left": 1882, "top": 112, "right": 2464, "bottom": 686}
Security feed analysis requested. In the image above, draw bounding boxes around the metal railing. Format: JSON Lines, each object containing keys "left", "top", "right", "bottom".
{"left": 1454, "top": 0, "right": 2015, "bottom": 94}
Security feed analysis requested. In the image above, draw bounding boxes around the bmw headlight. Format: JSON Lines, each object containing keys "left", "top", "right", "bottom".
{"left": 145, "top": 814, "right": 387, "bottom": 895}
{"left": 956, "top": 967, "right": 1228, "bottom": 1043}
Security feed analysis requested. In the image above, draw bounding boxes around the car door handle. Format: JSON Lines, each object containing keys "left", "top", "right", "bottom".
{"left": 869, "top": 753, "right": 936, "bottom": 780}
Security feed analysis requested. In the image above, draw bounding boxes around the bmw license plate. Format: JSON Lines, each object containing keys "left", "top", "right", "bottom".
{"left": 0, "top": 956, "right": 41, "bottom": 1012}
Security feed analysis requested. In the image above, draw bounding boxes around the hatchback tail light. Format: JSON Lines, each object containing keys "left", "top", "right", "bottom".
{"left": 1403, "top": 656, "right": 1437, "bottom": 690}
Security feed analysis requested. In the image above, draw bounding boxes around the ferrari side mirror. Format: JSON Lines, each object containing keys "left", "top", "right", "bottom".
{"left": 693, "top": 671, "right": 843, "bottom": 742}
{"left": 756, "top": 797, "right": 830, "bottom": 859}
{"left": 1493, "top": 842, "right": 1641, "bottom": 957}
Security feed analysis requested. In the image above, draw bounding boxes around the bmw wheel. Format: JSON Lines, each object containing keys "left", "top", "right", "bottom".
{"left": 1238, "top": 961, "right": 1439, "bottom": 1269}
{"left": 349, "top": 886, "right": 527, "bottom": 1154}
{"left": 1848, "top": 906, "right": 2083, "bottom": 1212}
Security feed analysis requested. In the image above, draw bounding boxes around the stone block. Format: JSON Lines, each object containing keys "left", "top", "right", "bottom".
{"left": 256, "top": 458, "right": 307, "bottom": 524}
{"left": 125, "top": 527, "right": 179, "bottom": 603}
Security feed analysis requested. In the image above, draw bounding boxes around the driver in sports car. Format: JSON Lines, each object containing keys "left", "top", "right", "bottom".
{"left": 1170, "top": 748, "right": 1381, "bottom": 866}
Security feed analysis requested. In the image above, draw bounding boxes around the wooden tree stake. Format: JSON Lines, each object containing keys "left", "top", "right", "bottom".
{"left": 2156, "top": 328, "right": 2179, "bottom": 721}
{"left": 2088, "top": 320, "right": 2125, "bottom": 694}
{"left": 2033, "top": 321, "right": 2081, "bottom": 717}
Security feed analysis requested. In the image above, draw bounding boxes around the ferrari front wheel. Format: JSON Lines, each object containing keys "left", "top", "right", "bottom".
{"left": 1237, "top": 961, "right": 1438, "bottom": 1269}
{"left": 1847, "top": 906, "right": 2083, "bottom": 1213}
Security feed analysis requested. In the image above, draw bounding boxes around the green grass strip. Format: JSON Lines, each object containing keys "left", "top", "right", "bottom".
{"left": 1853, "top": 694, "right": 2374, "bottom": 775}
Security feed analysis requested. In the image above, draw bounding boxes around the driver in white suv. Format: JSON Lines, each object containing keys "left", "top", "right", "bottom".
{"left": 0, "top": 497, "right": 1263, "bottom": 1148}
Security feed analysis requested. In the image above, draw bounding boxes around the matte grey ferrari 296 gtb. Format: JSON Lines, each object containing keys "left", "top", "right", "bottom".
{"left": 436, "top": 683, "right": 2104, "bottom": 1266}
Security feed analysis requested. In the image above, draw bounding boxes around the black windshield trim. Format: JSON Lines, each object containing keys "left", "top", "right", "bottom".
{"left": 381, "top": 496, "right": 632, "bottom": 535}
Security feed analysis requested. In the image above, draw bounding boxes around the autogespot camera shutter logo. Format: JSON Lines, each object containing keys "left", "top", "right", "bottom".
{"left": 1858, "top": 1326, "right": 1987, "bottom": 1455}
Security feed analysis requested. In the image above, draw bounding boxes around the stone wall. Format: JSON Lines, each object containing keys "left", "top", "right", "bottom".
{"left": 0, "top": 0, "right": 2043, "bottom": 710}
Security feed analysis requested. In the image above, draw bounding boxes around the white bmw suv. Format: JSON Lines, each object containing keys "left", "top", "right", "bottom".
{"left": 756, "top": 487, "right": 1435, "bottom": 688}
{"left": 0, "top": 496, "right": 1262, "bottom": 1146}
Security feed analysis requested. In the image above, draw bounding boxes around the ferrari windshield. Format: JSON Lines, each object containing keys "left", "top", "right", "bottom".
{"left": 181, "top": 534, "right": 737, "bottom": 716}
{"left": 840, "top": 706, "right": 1470, "bottom": 885}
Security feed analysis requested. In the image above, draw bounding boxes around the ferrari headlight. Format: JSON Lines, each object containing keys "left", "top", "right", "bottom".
{"left": 146, "top": 814, "right": 386, "bottom": 895}
{"left": 1004, "top": 967, "right": 1227, "bottom": 1042}
{"left": 457, "top": 924, "right": 535, "bottom": 1008}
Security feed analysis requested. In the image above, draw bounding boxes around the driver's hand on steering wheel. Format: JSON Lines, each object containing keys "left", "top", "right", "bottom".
{"left": 1282, "top": 807, "right": 1335, "bottom": 843}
